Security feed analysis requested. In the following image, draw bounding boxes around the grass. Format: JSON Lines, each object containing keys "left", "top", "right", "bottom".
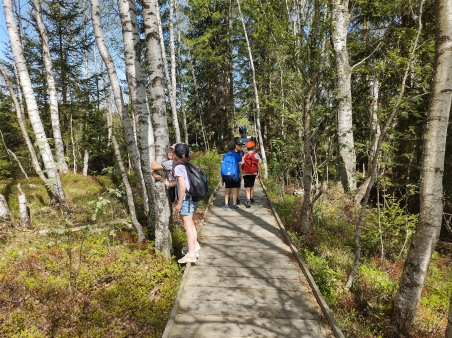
{"left": 0, "top": 149, "right": 222, "bottom": 337}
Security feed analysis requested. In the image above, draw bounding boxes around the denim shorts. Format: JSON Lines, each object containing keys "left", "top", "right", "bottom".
{"left": 180, "top": 198, "right": 199, "bottom": 215}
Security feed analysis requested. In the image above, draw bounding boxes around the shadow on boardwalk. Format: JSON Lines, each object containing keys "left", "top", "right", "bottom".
{"left": 163, "top": 181, "right": 343, "bottom": 338}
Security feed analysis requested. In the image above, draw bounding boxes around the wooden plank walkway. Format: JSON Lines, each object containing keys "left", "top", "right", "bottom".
{"left": 163, "top": 181, "right": 344, "bottom": 338}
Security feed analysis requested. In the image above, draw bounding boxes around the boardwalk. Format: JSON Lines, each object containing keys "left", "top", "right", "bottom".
{"left": 163, "top": 181, "right": 343, "bottom": 338}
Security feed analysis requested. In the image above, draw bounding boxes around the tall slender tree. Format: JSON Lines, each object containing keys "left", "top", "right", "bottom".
{"left": 3, "top": 0, "right": 66, "bottom": 204}
{"left": 33, "top": 0, "right": 69, "bottom": 174}
{"left": 142, "top": 0, "right": 173, "bottom": 257}
{"left": 393, "top": 0, "right": 452, "bottom": 333}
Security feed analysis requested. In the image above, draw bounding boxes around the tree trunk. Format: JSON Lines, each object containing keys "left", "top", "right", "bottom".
{"left": 33, "top": 0, "right": 68, "bottom": 174}
{"left": 118, "top": 0, "right": 155, "bottom": 217}
{"left": 83, "top": 150, "right": 89, "bottom": 176}
{"left": 7, "top": 149, "right": 28, "bottom": 179}
{"left": 331, "top": 0, "right": 357, "bottom": 192}
{"left": 168, "top": 0, "right": 181, "bottom": 142}
{"left": 236, "top": 0, "right": 268, "bottom": 179}
{"left": 111, "top": 136, "right": 145, "bottom": 242}
{"left": 0, "top": 194, "right": 15, "bottom": 228}
{"left": 176, "top": 2, "right": 188, "bottom": 144}
{"left": 90, "top": 0, "right": 149, "bottom": 215}
{"left": 4, "top": 0, "right": 66, "bottom": 205}
{"left": 393, "top": 0, "right": 452, "bottom": 334}
{"left": 17, "top": 184, "right": 30, "bottom": 227}
{"left": 300, "top": 0, "right": 320, "bottom": 234}
{"left": 142, "top": 0, "right": 173, "bottom": 258}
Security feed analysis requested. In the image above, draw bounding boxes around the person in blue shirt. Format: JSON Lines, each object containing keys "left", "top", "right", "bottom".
{"left": 222, "top": 140, "right": 243, "bottom": 211}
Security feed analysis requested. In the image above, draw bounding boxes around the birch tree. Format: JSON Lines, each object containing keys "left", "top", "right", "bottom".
{"left": 142, "top": 0, "right": 173, "bottom": 257}
{"left": 33, "top": 0, "right": 68, "bottom": 174}
{"left": 393, "top": 0, "right": 452, "bottom": 333}
{"left": 90, "top": 0, "right": 149, "bottom": 215}
{"left": 118, "top": 0, "right": 155, "bottom": 215}
{"left": 236, "top": 0, "right": 268, "bottom": 179}
{"left": 3, "top": 0, "right": 66, "bottom": 204}
{"left": 331, "top": 0, "right": 357, "bottom": 192}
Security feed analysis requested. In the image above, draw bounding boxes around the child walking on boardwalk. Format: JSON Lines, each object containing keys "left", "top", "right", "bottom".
{"left": 242, "top": 141, "right": 261, "bottom": 208}
{"left": 221, "top": 140, "right": 243, "bottom": 211}
{"left": 173, "top": 143, "right": 200, "bottom": 264}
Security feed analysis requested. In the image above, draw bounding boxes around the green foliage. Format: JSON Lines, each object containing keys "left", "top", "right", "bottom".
{"left": 362, "top": 194, "right": 418, "bottom": 261}
{"left": 353, "top": 264, "right": 398, "bottom": 317}
{"left": 0, "top": 240, "right": 182, "bottom": 337}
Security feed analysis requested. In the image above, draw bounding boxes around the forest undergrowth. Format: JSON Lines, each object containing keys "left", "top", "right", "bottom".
{"left": 0, "top": 150, "right": 220, "bottom": 338}
{"left": 264, "top": 179, "right": 452, "bottom": 338}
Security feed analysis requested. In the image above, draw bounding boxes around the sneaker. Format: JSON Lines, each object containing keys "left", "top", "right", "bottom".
{"left": 250, "top": 198, "right": 255, "bottom": 204}
{"left": 246, "top": 200, "right": 251, "bottom": 208}
{"left": 178, "top": 254, "right": 196, "bottom": 264}
{"left": 222, "top": 204, "right": 229, "bottom": 210}
{"left": 181, "top": 242, "right": 201, "bottom": 257}
{"left": 231, "top": 205, "right": 239, "bottom": 211}
{"left": 236, "top": 199, "right": 241, "bottom": 205}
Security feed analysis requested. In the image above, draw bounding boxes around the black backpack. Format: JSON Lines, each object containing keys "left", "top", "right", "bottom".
{"left": 185, "top": 163, "right": 209, "bottom": 202}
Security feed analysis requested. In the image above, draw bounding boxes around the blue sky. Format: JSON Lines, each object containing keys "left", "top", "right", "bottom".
{"left": 0, "top": 7, "right": 9, "bottom": 54}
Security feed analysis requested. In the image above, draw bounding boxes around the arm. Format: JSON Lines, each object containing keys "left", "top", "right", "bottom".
{"left": 151, "top": 159, "right": 164, "bottom": 170}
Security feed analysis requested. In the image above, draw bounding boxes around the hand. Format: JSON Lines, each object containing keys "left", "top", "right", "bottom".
{"left": 175, "top": 202, "right": 182, "bottom": 213}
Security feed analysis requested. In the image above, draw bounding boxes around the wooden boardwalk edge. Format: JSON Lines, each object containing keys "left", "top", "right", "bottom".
{"left": 259, "top": 179, "right": 345, "bottom": 338}
{"left": 163, "top": 180, "right": 345, "bottom": 338}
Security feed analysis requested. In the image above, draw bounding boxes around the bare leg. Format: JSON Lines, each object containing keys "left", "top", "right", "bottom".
{"left": 182, "top": 214, "right": 196, "bottom": 256}
{"left": 246, "top": 187, "right": 251, "bottom": 200}
{"left": 224, "top": 187, "right": 231, "bottom": 205}
{"left": 232, "top": 187, "right": 239, "bottom": 205}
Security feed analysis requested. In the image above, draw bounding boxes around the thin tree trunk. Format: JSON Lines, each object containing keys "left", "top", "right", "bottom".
{"left": 90, "top": 0, "right": 149, "bottom": 215}
{"left": 393, "top": 0, "right": 451, "bottom": 333}
{"left": 176, "top": 2, "right": 188, "bottom": 144}
{"left": 236, "top": 0, "right": 268, "bottom": 179}
{"left": 0, "top": 194, "right": 15, "bottom": 227}
{"left": 168, "top": 0, "right": 181, "bottom": 142}
{"left": 118, "top": 0, "right": 155, "bottom": 218}
{"left": 7, "top": 149, "right": 28, "bottom": 179}
{"left": 142, "top": 0, "right": 173, "bottom": 258}
{"left": 17, "top": 183, "right": 30, "bottom": 227}
{"left": 156, "top": 3, "right": 181, "bottom": 143}
{"left": 300, "top": 0, "right": 320, "bottom": 234}
{"left": 3, "top": 0, "right": 66, "bottom": 204}
{"left": 83, "top": 150, "right": 89, "bottom": 176}
{"left": 111, "top": 136, "right": 145, "bottom": 242}
{"left": 33, "top": 0, "right": 68, "bottom": 173}
{"left": 70, "top": 113, "right": 77, "bottom": 173}
{"left": 331, "top": 0, "right": 357, "bottom": 192}
{"left": 346, "top": 0, "right": 426, "bottom": 290}
{"left": 0, "top": 66, "right": 63, "bottom": 201}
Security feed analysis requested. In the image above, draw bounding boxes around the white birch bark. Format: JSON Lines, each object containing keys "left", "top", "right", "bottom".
{"left": 142, "top": 0, "right": 172, "bottom": 258}
{"left": 0, "top": 194, "right": 15, "bottom": 226}
{"left": 33, "top": 0, "right": 68, "bottom": 174}
{"left": 169, "top": 0, "right": 181, "bottom": 142}
{"left": 237, "top": 0, "right": 268, "bottom": 179}
{"left": 17, "top": 183, "right": 30, "bottom": 227}
{"left": 83, "top": 149, "right": 89, "bottom": 176}
{"left": 70, "top": 113, "right": 77, "bottom": 173}
{"left": 331, "top": 0, "right": 357, "bottom": 192}
{"left": 118, "top": 0, "right": 155, "bottom": 214}
{"left": 111, "top": 136, "right": 145, "bottom": 242}
{"left": 90, "top": 0, "right": 149, "bottom": 215}
{"left": 1, "top": 7, "right": 66, "bottom": 204}
{"left": 176, "top": 2, "right": 188, "bottom": 144}
{"left": 0, "top": 67, "right": 47, "bottom": 182}
{"left": 393, "top": 0, "right": 452, "bottom": 333}
{"left": 7, "top": 149, "right": 28, "bottom": 179}
{"left": 156, "top": 6, "right": 181, "bottom": 143}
